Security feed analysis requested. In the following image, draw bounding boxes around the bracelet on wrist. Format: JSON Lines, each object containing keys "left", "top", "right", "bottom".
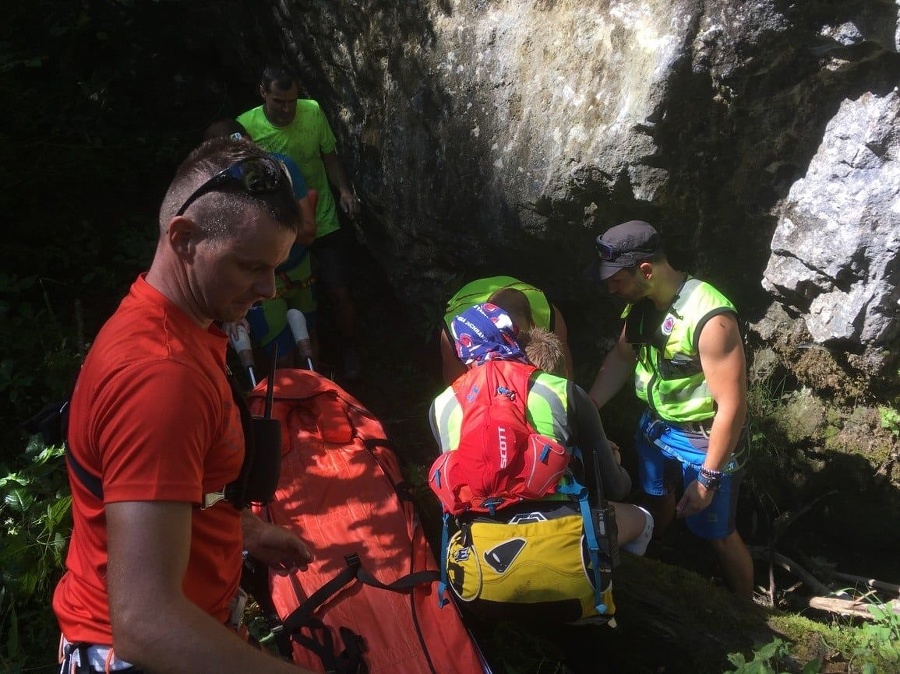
{"left": 696, "top": 468, "right": 722, "bottom": 491}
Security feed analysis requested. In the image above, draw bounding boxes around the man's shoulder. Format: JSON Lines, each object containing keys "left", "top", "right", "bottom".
{"left": 236, "top": 105, "right": 262, "bottom": 121}
{"left": 236, "top": 106, "right": 270, "bottom": 131}
{"left": 432, "top": 384, "right": 458, "bottom": 412}
{"left": 528, "top": 369, "right": 569, "bottom": 396}
{"left": 684, "top": 277, "right": 737, "bottom": 316}
{"left": 297, "top": 98, "right": 323, "bottom": 112}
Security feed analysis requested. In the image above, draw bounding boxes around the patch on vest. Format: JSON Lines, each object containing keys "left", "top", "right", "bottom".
{"left": 661, "top": 314, "right": 676, "bottom": 336}
{"left": 483, "top": 538, "right": 527, "bottom": 574}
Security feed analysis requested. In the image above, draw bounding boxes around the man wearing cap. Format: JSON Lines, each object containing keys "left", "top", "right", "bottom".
{"left": 587, "top": 221, "right": 753, "bottom": 600}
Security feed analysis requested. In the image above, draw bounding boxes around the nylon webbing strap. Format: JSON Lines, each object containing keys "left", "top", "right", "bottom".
{"left": 437, "top": 512, "right": 451, "bottom": 607}
{"left": 283, "top": 554, "right": 361, "bottom": 635}
{"left": 66, "top": 449, "right": 103, "bottom": 500}
{"left": 222, "top": 375, "right": 256, "bottom": 509}
{"left": 356, "top": 566, "right": 439, "bottom": 592}
{"left": 558, "top": 479, "right": 607, "bottom": 614}
{"left": 62, "top": 374, "right": 255, "bottom": 509}
{"left": 282, "top": 553, "right": 440, "bottom": 636}
{"left": 291, "top": 616, "right": 368, "bottom": 674}
{"left": 360, "top": 438, "right": 415, "bottom": 503}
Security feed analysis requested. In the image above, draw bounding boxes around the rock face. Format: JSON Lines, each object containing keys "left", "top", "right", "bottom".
{"left": 227, "top": 0, "right": 900, "bottom": 388}
{"left": 762, "top": 91, "right": 900, "bottom": 348}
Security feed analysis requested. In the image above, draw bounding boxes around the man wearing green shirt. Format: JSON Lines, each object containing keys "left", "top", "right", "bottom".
{"left": 238, "top": 65, "right": 361, "bottom": 379}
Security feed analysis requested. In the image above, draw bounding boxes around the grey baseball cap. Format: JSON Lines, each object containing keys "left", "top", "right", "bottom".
{"left": 585, "top": 220, "right": 661, "bottom": 281}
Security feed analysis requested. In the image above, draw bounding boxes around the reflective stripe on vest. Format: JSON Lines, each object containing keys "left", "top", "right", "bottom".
{"left": 431, "top": 362, "right": 570, "bottom": 451}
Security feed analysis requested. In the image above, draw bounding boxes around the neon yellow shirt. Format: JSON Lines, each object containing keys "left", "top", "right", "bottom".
{"left": 238, "top": 100, "right": 340, "bottom": 238}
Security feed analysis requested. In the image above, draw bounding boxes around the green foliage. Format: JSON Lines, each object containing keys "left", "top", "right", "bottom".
{"left": 0, "top": 439, "right": 71, "bottom": 671}
{"left": 878, "top": 406, "right": 900, "bottom": 437}
{"left": 735, "top": 602, "right": 900, "bottom": 674}
{"left": 850, "top": 603, "right": 900, "bottom": 670}
{"left": 0, "top": 273, "right": 84, "bottom": 452}
{"left": 725, "top": 638, "right": 813, "bottom": 673}
{"left": 0, "top": 0, "right": 232, "bottom": 465}
{"left": 0, "top": 2, "right": 266, "bottom": 667}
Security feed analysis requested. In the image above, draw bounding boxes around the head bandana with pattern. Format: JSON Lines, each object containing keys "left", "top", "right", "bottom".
{"left": 451, "top": 303, "right": 529, "bottom": 365}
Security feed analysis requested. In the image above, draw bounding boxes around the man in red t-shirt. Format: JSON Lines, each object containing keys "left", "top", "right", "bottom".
{"left": 53, "top": 138, "right": 316, "bottom": 673}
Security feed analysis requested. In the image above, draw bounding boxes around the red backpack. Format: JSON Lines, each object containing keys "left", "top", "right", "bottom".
{"left": 428, "top": 360, "right": 571, "bottom": 516}
{"left": 426, "top": 361, "right": 616, "bottom": 624}
{"left": 247, "top": 370, "right": 488, "bottom": 674}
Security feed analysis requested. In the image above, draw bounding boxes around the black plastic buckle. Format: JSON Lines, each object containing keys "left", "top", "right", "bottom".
{"left": 344, "top": 552, "right": 361, "bottom": 571}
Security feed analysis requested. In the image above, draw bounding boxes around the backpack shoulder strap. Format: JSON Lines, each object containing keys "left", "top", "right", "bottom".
{"left": 453, "top": 360, "right": 537, "bottom": 417}
{"left": 65, "top": 440, "right": 103, "bottom": 501}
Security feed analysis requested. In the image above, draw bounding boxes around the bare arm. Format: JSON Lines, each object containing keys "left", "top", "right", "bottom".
{"left": 321, "top": 150, "right": 358, "bottom": 218}
{"left": 550, "top": 305, "right": 575, "bottom": 380}
{"left": 698, "top": 313, "right": 747, "bottom": 471}
{"left": 107, "top": 501, "right": 314, "bottom": 674}
{"left": 588, "top": 324, "right": 636, "bottom": 409}
{"left": 294, "top": 193, "right": 317, "bottom": 247}
{"left": 571, "top": 385, "right": 632, "bottom": 501}
{"left": 676, "top": 313, "right": 748, "bottom": 517}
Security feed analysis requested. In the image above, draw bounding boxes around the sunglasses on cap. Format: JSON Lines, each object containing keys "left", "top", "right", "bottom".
{"left": 175, "top": 156, "right": 289, "bottom": 217}
{"left": 595, "top": 238, "right": 657, "bottom": 266}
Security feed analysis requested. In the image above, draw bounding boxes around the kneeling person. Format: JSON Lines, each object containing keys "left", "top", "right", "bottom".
{"left": 428, "top": 303, "right": 652, "bottom": 624}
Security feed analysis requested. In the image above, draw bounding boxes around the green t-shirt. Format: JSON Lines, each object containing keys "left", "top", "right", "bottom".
{"left": 238, "top": 100, "right": 340, "bottom": 238}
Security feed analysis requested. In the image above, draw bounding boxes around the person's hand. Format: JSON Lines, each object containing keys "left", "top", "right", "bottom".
{"left": 338, "top": 188, "right": 360, "bottom": 219}
{"left": 675, "top": 480, "right": 716, "bottom": 519}
{"left": 222, "top": 319, "right": 250, "bottom": 342}
{"left": 242, "top": 512, "right": 312, "bottom": 574}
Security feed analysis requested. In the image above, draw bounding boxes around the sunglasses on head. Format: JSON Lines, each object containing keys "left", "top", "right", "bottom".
{"left": 595, "top": 240, "right": 624, "bottom": 262}
{"left": 595, "top": 237, "right": 657, "bottom": 267}
{"left": 175, "top": 156, "right": 289, "bottom": 217}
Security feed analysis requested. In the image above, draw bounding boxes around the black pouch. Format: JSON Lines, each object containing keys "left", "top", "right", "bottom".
{"left": 592, "top": 502, "right": 620, "bottom": 569}
{"left": 244, "top": 415, "right": 282, "bottom": 503}
{"left": 224, "top": 378, "right": 282, "bottom": 509}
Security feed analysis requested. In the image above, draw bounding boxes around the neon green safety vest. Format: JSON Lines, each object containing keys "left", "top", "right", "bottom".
{"left": 443, "top": 277, "right": 553, "bottom": 334}
{"left": 431, "top": 361, "right": 571, "bottom": 453}
{"left": 625, "top": 277, "right": 737, "bottom": 423}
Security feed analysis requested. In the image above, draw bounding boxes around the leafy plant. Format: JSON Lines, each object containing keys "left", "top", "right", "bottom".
{"left": 849, "top": 602, "right": 900, "bottom": 670}
{"left": 0, "top": 439, "right": 71, "bottom": 671}
{"left": 725, "top": 638, "right": 819, "bottom": 674}
{"left": 878, "top": 406, "right": 900, "bottom": 437}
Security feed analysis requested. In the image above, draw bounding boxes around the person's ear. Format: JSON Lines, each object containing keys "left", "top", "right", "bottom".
{"left": 167, "top": 216, "right": 200, "bottom": 260}
{"left": 637, "top": 261, "right": 653, "bottom": 279}
{"left": 258, "top": 83, "right": 267, "bottom": 100}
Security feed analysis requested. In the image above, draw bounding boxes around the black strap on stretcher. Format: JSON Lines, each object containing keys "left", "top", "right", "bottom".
{"left": 243, "top": 552, "right": 439, "bottom": 674}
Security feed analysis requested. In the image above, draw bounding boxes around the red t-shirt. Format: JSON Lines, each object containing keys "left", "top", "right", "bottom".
{"left": 53, "top": 275, "right": 245, "bottom": 644}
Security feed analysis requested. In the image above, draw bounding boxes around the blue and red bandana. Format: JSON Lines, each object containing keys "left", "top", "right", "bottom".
{"left": 451, "top": 303, "right": 528, "bottom": 365}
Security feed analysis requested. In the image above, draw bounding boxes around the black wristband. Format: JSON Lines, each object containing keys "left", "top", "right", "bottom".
{"left": 696, "top": 469, "right": 722, "bottom": 490}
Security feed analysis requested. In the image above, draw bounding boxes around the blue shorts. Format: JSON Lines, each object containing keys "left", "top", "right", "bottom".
{"left": 246, "top": 304, "right": 317, "bottom": 358}
{"left": 634, "top": 410, "right": 746, "bottom": 540}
